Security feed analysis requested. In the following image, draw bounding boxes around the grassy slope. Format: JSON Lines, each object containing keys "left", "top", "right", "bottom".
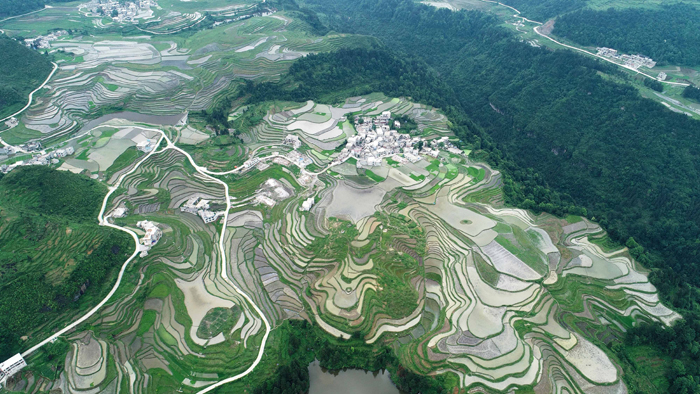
{"left": 0, "top": 35, "right": 53, "bottom": 119}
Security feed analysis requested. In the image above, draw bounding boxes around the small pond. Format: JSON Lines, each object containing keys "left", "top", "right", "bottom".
{"left": 80, "top": 111, "right": 186, "bottom": 132}
{"left": 308, "top": 360, "right": 405, "bottom": 394}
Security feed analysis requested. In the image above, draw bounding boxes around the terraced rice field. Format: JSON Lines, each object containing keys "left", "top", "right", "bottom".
{"left": 1, "top": 6, "right": 371, "bottom": 144}
{"left": 3, "top": 96, "right": 682, "bottom": 394}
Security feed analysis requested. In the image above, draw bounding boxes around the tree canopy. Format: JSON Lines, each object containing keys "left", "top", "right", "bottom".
{"left": 554, "top": 4, "right": 700, "bottom": 66}
{"left": 0, "top": 35, "right": 53, "bottom": 119}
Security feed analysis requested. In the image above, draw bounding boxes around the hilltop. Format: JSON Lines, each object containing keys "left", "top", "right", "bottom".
{"left": 0, "top": 35, "right": 53, "bottom": 119}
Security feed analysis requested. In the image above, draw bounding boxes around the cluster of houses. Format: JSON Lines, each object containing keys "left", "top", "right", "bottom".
{"left": 0, "top": 146, "right": 74, "bottom": 174}
{"left": 239, "top": 147, "right": 312, "bottom": 173}
{"left": 24, "top": 30, "right": 68, "bottom": 50}
{"left": 136, "top": 139, "right": 156, "bottom": 153}
{"left": 337, "top": 111, "right": 417, "bottom": 167}
{"left": 300, "top": 196, "right": 315, "bottom": 212}
{"left": 137, "top": 220, "right": 162, "bottom": 256}
{"left": 332, "top": 112, "right": 463, "bottom": 168}
{"left": 4, "top": 117, "right": 19, "bottom": 129}
{"left": 0, "top": 354, "right": 26, "bottom": 388}
{"left": 82, "top": 0, "right": 156, "bottom": 23}
{"left": 180, "top": 195, "right": 222, "bottom": 224}
{"left": 596, "top": 47, "right": 656, "bottom": 69}
{"left": 255, "top": 178, "right": 292, "bottom": 208}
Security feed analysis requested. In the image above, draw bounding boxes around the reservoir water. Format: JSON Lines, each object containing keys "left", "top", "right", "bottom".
{"left": 80, "top": 111, "right": 186, "bottom": 132}
{"left": 308, "top": 360, "right": 405, "bottom": 394}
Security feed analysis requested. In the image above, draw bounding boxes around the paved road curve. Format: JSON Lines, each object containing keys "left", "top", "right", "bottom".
{"left": 0, "top": 62, "right": 59, "bottom": 124}
{"left": 20, "top": 127, "right": 273, "bottom": 393}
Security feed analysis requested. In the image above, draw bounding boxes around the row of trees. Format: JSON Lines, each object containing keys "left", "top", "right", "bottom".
{"left": 684, "top": 86, "right": 700, "bottom": 103}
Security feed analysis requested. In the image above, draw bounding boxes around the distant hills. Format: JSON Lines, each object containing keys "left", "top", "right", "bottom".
{"left": 0, "top": 0, "right": 73, "bottom": 19}
{"left": 0, "top": 35, "right": 53, "bottom": 119}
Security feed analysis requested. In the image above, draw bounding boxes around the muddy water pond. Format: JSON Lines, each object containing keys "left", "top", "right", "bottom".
{"left": 80, "top": 111, "right": 186, "bottom": 132}
{"left": 308, "top": 360, "right": 405, "bottom": 394}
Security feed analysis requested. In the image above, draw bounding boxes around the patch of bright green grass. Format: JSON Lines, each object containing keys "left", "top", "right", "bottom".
{"left": 588, "top": 233, "right": 621, "bottom": 254}
{"left": 467, "top": 166, "right": 486, "bottom": 182}
{"left": 425, "top": 159, "right": 440, "bottom": 172}
{"left": 474, "top": 252, "right": 500, "bottom": 287}
{"left": 148, "top": 283, "right": 170, "bottom": 299}
{"left": 565, "top": 214, "right": 583, "bottom": 223}
{"left": 105, "top": 147, "right": 140, "bottom": 178}
{"left": 137, "top": 310, "right": 157, "bottom": 335}
{"left": 496, "top": 228, "right": 548, "bottom": 274}
{"left": 365, "top": 169, "right": 386, "bottom": 182}
{"left": 75, "top": 149, "right": 90, "bottom": 161}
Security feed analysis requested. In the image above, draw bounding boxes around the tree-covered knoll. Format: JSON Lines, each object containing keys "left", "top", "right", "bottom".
{"left": 554, "top": 4, "right": 700, "bottom": 66}
{"left": 683, "top": 85, "right": 700, "bottom": 103}
{"left": 0, "top": 167, "right": 132, "bottom": 360}
{"left": 0, "top": 34, "right": 53, "bottom": 118}
{"left": 0, "top": 166, "right": 106, "bottom": 221}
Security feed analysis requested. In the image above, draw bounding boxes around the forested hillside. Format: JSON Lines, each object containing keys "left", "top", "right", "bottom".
{"left": 0, "top": 35, "right": 53, "bottom": 118}
{"left": 0, "top": 167, "right": 132, "bottom": 360}
{"left": 554, "top": 4, "right": 700, "bottom": 66}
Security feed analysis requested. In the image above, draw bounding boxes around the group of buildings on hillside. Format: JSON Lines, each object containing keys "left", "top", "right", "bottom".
{"left": 24, "top": 30, "right": 68, "bottom": 50}
{"left": 596, "top": 47, "right": 656, "bottom": 70}
{"left": 137, "top": 220, "right": 162, "bottom": 256}
{"left": 335, "top": 111, "right": 463, "bottom": 168}
{"left": 82, "top": 0, "right": 156, "bottom": 23}
{"left": 0, "top": 354, "right": 26, "bottom": 388}
{"left": 0, "top": 146, "right": 74, "bottom": 174}
{"left": 180, "top": 196, "right": 223, "bottom": 224}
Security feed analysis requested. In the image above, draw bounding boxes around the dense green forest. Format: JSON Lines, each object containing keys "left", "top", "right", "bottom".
{"left": 0, "top": 167, "right": 132, "bottom": 360}
{"left": 241, "top": 0, "right": 700, "bottom": 391}
{"left": 684, "top": 86, "right": 700, "bottom": 103}
{"left": 0, "top": 35, "right": 53, "bottom": 119}
{"left": 0, "top": 0, "right": 74, "bottom": 18}
{"left": 554, "top": 4, "right": 700, "bottom": 66}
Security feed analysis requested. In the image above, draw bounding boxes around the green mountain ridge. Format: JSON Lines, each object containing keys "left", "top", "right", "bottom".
{"left": 0, "top": 34, "right": 53, "bottom": 119}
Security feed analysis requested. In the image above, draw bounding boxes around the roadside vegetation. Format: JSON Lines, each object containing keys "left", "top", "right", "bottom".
{"left": 0, "top": 34, "right": 53, "bottom": 118}
{"left": 0, "top": 167, "right": 132, "bottom": 360}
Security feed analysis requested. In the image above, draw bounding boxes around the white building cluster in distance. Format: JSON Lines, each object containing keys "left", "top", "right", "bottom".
{"left": 1, "top": 145, "right": 75, "bottom": 174}
{"left": 596, "top": 47, "right": 656, "bottom": 69}
{"left": 0, "top": 354, "right": 27, "bottom": 387}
